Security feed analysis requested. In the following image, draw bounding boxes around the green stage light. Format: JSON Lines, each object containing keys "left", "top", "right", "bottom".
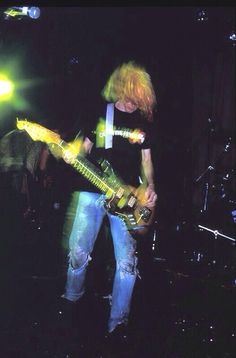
{"left": 0, "top": 77, "right": 14, "bottom": 100}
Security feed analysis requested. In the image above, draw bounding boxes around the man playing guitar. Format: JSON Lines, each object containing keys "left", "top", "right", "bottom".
{"left": 61, "top": 61, "right": 157, "bottom": 339}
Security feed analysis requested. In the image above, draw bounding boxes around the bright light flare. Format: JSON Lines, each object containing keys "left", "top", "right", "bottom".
{"left": 0, "top": 78, "right": 14, "bottom": 100}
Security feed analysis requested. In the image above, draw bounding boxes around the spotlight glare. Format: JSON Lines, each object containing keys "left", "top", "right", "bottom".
{"left": 0, "top": 79, "right": 14, "bottom": 100}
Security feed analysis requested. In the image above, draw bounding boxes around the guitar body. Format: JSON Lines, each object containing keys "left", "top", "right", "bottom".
{"left": 97, "top": 160, "right": 155, "bottom": 235}
{"left": 16, "top": 119, "right": 156, "bottom": 236}
{"left": 103, "top": 182, "right": 155, "bottom": 236}
{"left": 112, "top": 198, "right": 156, "bottom": 236}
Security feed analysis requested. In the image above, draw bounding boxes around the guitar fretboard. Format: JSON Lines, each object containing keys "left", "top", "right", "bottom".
{"left": 59, "top": 141, "right": 116, "bottom": 196}
{"left": 16, "top": 119, "right": 128, "bottom": 201}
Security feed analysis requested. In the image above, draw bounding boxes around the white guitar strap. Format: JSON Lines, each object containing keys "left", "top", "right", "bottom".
{"left": 105, "top": 103, "right": 114, "bottom": 149}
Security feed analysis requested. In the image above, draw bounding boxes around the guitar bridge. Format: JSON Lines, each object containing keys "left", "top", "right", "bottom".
{"left": 139, "top": 207, "right": 151, "bottom": 223}
{"left": 127, "top": 213, "right": 137, "bottom": 226}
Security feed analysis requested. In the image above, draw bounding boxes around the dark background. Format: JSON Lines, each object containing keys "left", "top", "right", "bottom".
{"left": 0, "top": 6, "right": 235, "bottom": 253}
{"left": 0, "top": 8, "right": 236, "bottom": 357}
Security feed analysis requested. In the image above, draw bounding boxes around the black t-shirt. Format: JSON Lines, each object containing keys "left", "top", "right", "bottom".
{"left": 62, "top": 102, "right": 153, "bottom": 192}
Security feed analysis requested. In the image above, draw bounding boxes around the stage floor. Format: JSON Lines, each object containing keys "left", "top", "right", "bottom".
{"left": 1, "top": 244, "right": 236, "bottom": 358}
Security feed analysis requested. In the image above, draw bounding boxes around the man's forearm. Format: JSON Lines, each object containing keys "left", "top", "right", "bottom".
{"left": 141, "top": 149, "right": 156, "bottom": 187}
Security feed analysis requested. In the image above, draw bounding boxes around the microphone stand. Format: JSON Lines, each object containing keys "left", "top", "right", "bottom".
{"left": 194, "top": 118, "right": 215, "bottom": 213}
{"left": 195, "top": 120, "right": 232, "bottom": 213}
{"left": 198, "top": 224, "right": 236, "bottom": 243}
{"left": 198, "top": 224, "right": 236, "bottom": 279}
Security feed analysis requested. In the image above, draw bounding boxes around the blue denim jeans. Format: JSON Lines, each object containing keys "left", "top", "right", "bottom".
{"left": 62, "top": 191, "right": 138, "bottom": 332}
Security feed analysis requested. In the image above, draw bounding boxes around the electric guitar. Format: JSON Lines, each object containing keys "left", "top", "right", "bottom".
{"left": 16, "top": 119, "right": 155, "bottom": 235}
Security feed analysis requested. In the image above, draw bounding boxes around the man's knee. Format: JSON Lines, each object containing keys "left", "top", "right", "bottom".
{"left": 69, "top": 246, "right": 91, "bottom": 269}
{"left": 117, "top": 256, "right": 138, "bottom": 276}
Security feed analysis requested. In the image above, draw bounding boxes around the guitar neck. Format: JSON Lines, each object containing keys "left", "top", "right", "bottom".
{"left": 16, "top": 119, "right": 119, "bottom": 198}
{"left": 58, "top": 141, "right": 115, "bottom": 196}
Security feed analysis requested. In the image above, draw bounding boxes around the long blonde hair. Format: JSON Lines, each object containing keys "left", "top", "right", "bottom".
{"left": 102, "top": 61, "right": 157, "bottom": 121}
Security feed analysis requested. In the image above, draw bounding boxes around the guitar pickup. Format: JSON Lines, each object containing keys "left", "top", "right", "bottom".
{"left": 117, "top": 196, "right": 127, "bottom": 209}
{"left": 116, "top": 187, "right": 125, "bottom": 199}
{"left": 128, "top": 196, "right": 136, "bottom": 208}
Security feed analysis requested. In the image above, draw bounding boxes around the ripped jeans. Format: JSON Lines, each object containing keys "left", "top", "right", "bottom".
{"left": 62, "top": 191, "right": 138, "bottom": 333}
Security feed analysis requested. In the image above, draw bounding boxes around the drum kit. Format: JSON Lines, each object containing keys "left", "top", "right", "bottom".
{"left": 184, "top": 122, "right": 236, "bottom": 282}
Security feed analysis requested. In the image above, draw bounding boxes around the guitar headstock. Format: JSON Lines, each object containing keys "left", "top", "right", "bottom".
{"left": 16, "top": 118, "right": 61, "bottom": 145}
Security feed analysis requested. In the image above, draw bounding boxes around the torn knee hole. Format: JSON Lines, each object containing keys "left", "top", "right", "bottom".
{"left": 69, "top": 248, "right": 91, "bottom": 269}
{"left": 118, "top": 258, "right": 138, "bottom": 275}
